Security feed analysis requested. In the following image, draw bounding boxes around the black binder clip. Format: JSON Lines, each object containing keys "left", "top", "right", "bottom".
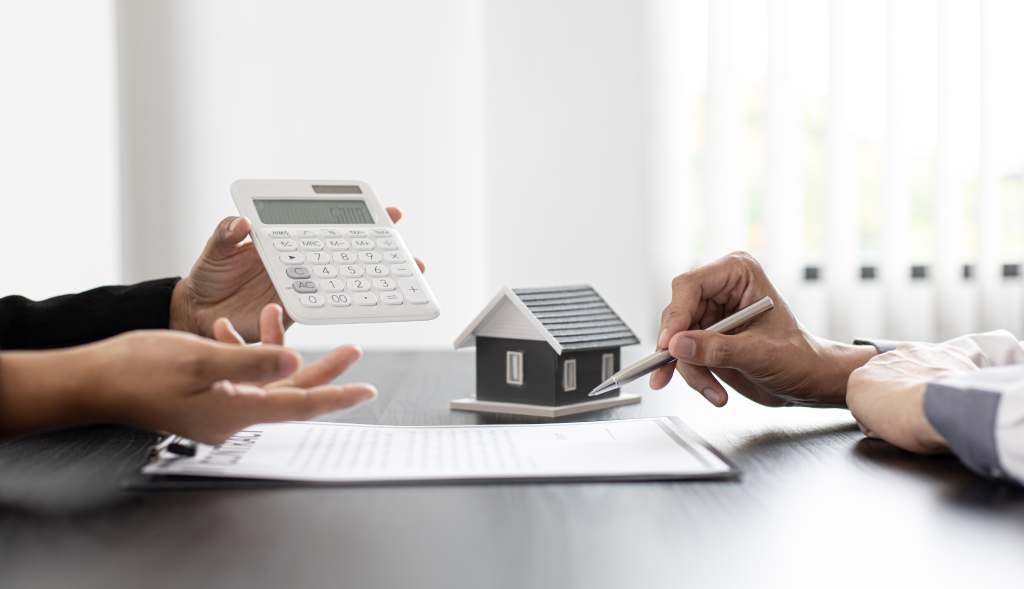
{"left": 152, "top": 435, "right": 198, "bottom": 458}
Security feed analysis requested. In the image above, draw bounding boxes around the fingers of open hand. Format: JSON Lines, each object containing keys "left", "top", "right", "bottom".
{"left": 259, "top": 304, "right": 286, "bottom": 345}
{"left": 212, "top": 317, "right": 245, "bottom": 345}
{"left": 273, "top": 345, "right": 363, "bottom": 389}
{"left": 205, "top": 381, "right": 377, "bottom": 429}
{"left": 183, "top": 342, "right": 301, "bottom": 387}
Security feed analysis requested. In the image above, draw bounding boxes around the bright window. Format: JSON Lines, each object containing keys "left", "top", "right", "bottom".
{"left": 562, "top": 358, "right": 577, "bottom": 392}
{"left": 506, "top": 351, "right": 524, "bottom": 386}
{"left": 601, "top": 353, "right": 615, "bottom": 381}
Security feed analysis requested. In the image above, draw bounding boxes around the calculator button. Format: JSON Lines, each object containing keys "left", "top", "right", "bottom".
{"left": 345, "top": 229, "right": 369, "bottom": 238}
{"left": 293, "top": 229, "right": 319, "bottom": 238}
{"left": 380, "top": 291, "right": 404, "bottom": 305}
{"left": 286, "top": 266, "right": 312, "bottom": 279}
{"left": 359, "top": 251, "right": 382, "bottom": 263}
{"left": 313, "top": 265, "right": 338, "bottom": 278}
{"left": 320, "top": 228, "right": 345, "bottom": 238}
{"left": 326, "top": 238, "right": 350, "bottom": 250}
{"left": 306, "top": 251, "right": 331, "bottom": 265}
{"left": 334, "top": 251, "right": 358, "bottom": 264}
{"left": 293, "top": 280, "right": 318, "bottom": 294}
{"left": 376, "top": 238, "right": 398, "bottom": 250}
{"left": 273, "top": 239, "right": 298, "bottom": 251}
{"left": 299, "top": 238, "right": 324, "bottom": 251}
{"left": 300, "top": 293, "right": 324, "bottom": 307}
{"left": 341, "top": 264, "right": 364, "bottom": 277}
{"left": 372, "top": 228, "right": 393, "bottom": 237}
{"left": 328, "top": 293, "right": 352, "bottom": 307}
{"left": 321, "top": 279, "right": 344, "bottom": 292}
{"left": 351, "top": 238, "right": 375, "bottom": 250}
{"left": 347, "top": 278, "right": 370, "bottom": 292}
{"left": 265, "top": 228, "right": 291, "bottom": 239}
{"left": 398, "top": 278, "right": 429, "bottom": 304}
{"left": 280, "top": 253, "right": 305, "bottom": 265}
{"left": 356, "top": 292, "right": 380, "bottom": 306}
{"left": 366, "top": 263, "right": 389, "bottom": 276}
{"left": 391, "top": 264, "right": 414, "bottom": 277}
{"left": 373, "top": 278, "right": 397, "bottom": 291}
{"left": 383, "top": 251, "right": 404, "bottom": 264}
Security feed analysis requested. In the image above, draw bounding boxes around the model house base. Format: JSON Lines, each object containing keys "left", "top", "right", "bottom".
{"left": 449, "top": 392, "right": 641, "bottom": 418}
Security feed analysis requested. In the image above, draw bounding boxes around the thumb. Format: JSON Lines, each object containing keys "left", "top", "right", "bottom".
{"left": 204, "top": 216, "right": 252, "bottom": 259}
{"left": 188, "top": 341, "right": 301, "bottom": 386}
{"left": 667, "top": 330, "right": 759, "bottom": 370}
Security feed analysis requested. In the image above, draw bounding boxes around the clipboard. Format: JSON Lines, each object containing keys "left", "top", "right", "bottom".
{"left": 131, "top": 417, "right": 739, "bottom": 489}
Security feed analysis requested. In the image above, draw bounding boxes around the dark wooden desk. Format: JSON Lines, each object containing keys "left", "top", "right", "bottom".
{"left": 2, "top": 350, "right": 1021, "bottom": 588}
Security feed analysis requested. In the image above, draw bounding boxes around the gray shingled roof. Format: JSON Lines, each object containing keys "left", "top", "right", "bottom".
{"left": 511, "top": 285, "right": 639, "bottom": 352}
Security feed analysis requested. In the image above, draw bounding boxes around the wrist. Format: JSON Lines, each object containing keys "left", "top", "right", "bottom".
{"left": 817, "top": 340, "right": 878, "bottom": 406}
{"left": 169, "top": 277, "right": 196, "bottom": 334}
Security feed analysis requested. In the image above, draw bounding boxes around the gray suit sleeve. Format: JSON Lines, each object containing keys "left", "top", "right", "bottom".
{"left": 924, "top": 366, "right": 1024, "bottom": 484}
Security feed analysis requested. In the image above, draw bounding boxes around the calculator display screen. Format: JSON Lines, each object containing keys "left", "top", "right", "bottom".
{"left": 254, "top": 199, "right": 375, "bottom": 225}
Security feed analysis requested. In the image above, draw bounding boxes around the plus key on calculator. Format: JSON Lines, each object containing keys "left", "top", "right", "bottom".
{"left": 231, "top": 179, "right": 440, "bottom": 325}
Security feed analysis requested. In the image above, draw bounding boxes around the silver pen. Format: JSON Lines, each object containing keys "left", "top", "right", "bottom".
{"left": 588, "top": 295, "right": 775, "bottom": 397}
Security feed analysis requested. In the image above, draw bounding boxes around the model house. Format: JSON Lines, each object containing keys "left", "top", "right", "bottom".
{"left": 452, "top": 285, "right": 640, "bottom": 416}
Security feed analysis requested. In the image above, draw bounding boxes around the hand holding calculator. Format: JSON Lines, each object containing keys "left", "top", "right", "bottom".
{"left": 231, "top": 179, "right": 440, "bottom": 325}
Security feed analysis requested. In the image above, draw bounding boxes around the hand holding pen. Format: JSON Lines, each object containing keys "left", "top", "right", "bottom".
{"left": 646, "top": 253, "right": 877, "bottom": 408}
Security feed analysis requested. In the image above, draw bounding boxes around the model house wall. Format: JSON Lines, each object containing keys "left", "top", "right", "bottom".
{"left": 476, "top": 337, "right": 621, "bottom": 406}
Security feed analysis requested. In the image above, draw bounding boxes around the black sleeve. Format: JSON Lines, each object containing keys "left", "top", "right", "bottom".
{"left": 0, "top": 278, "right": 181, "bottom": 350}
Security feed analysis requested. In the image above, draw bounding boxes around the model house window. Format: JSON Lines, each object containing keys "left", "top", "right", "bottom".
{"left": 601, "top": 353, "right": 615, "bottom": 380}
{"left": 562, "top": 358, "right": 577, "bottom": 392}
{"left": 506, "top": 351, "right": 524, "bottom": 385}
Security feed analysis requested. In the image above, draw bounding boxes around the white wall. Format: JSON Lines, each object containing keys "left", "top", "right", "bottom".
{"left": 0, "top": 0, "right": 120, "bottom": 299}
{"left": 482, "top": 0, "right": 659, "bottom": 350}
{"left": 10, "top": 1, "right": 1019, "bottom": 351}
{"left": 116, "top": 0, "right": 487, "bottom": 349}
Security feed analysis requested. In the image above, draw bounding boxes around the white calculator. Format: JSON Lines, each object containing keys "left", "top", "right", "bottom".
{"left": 231, "top": 179, "right": 440, "bottom": 325}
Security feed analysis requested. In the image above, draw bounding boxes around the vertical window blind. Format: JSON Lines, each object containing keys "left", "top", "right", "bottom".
{"left": 658, "top": 0, "right": 1024, "bottom": 341}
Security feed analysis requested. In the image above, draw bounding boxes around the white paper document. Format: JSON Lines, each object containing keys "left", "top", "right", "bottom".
{"left": 143, "top": 417, "right": 736, "bottom": 483}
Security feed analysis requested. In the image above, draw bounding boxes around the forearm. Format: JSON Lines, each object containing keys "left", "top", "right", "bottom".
{"left": 0, "top": 348, "right": 99, "bottom": 437}
{"left": 0, "top": 278, "right": 180, "bottom": 350}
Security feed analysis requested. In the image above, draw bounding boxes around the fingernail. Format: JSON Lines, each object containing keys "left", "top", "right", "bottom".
{"left": 702, "top": 388, "right": 724, "bottom": 406}
{"left": 657, "top": 328, "right": 668, "bottom": 349}
{"left": 226, "top": 217, "right": 241, "bottom": 236}
{"left": 674, "top": 336, "right": 696, "bottom": 359}
{"left": 359, "top": 386, "right": 378, "bottom": 402}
